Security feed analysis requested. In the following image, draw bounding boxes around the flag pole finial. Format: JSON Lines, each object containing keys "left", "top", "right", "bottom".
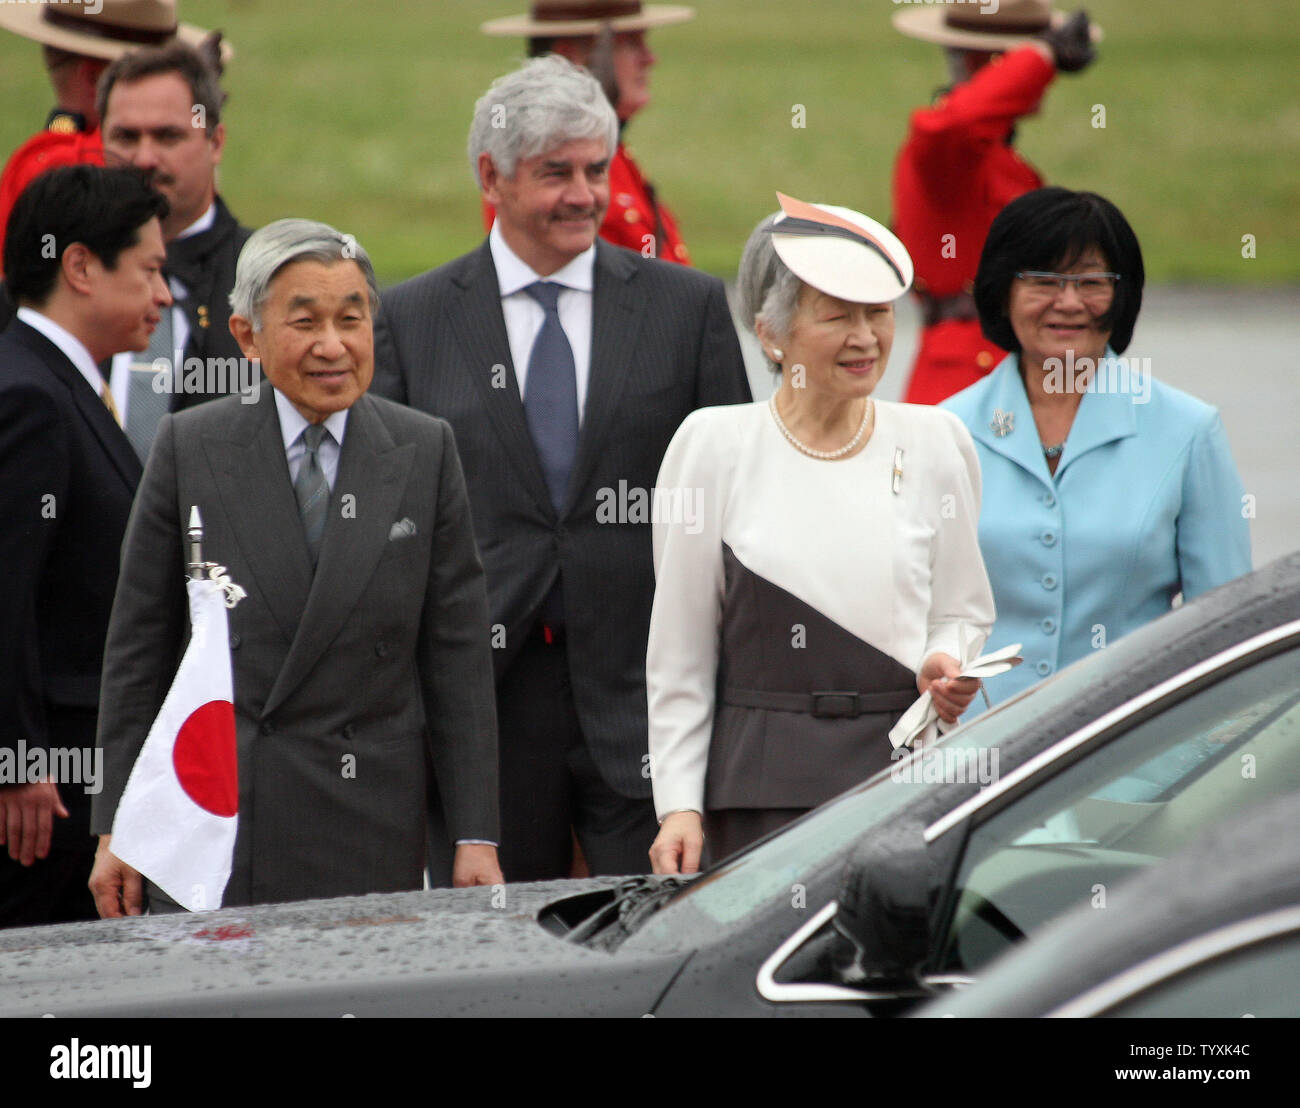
{"left": 187, "top": 506, "right": 205, "bottom": 578}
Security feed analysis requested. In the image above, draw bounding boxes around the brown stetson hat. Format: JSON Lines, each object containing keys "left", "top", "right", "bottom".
{"left": 892, "top": 0, "right": 1102, "bottom": 52}
{"left": 481, "top": 1, "right": 694, "bottom": 37}
{"left": 0, "top": 0, "right": 234, "bottom": 62}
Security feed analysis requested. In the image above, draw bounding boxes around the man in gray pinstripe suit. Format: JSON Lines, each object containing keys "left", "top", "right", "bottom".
{"left": 374, "top": 56, "right": 749, "bottom": 881}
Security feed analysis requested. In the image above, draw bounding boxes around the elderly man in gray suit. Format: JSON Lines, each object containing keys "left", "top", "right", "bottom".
{"left": 374, "top": 55, "right": 750, "bottom": 882}
{"left": 90, "top": 219, "right": 502, "bottom": 916}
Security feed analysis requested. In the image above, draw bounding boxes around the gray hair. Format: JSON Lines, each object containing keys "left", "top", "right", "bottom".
{"left": 467, "top": 54, "right": 618, "bottom": 185}
{"left": 736, "top": 211, "right": 805, "bottom": 366}
{"left": 229, "top": 219, "right": 379, "bottom": 330}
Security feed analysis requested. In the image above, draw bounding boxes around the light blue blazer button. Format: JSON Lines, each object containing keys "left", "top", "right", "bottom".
{"left": 1036, "top": 660, "right": 1052, "bottom": 676}
{"left": 1041, "top": 618, "right": 1057, "bottom": 633}
{"left": 1041, "top": 530, "right": 1057, "bottom": 546}
{"left": 1041, "top": 573, "right": 1058, "bottom": 590}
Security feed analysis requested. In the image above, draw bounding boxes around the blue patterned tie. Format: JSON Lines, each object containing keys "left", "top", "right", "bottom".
{"left": 522, "top": 281, "right": 578, "bottom": 513}
{"left": 125, "top": 305, "right": 175, "bottom": 462}
{"left": 294, "top": 423, "right": 330, "bottom": 566}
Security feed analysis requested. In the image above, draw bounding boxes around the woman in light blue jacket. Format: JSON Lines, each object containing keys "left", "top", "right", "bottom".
{"left": 943, "top": 188, "right": 1251, "bottom": 709}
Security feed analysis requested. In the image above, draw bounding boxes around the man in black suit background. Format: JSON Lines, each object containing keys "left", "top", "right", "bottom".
{"left": 0, "top": 165, "right": 170, "bottom": 927}
{"left": 374, "top": 55, "right": 750, "bottom": 882}
{"left": 97, "top": 39, "right": 253, "bottom": 463}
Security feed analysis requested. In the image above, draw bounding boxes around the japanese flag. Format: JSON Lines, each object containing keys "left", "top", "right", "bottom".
{"left": 111, "top": 577, "right": 239, "bottom": 912}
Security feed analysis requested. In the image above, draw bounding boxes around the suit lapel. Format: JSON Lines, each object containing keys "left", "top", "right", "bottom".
{"left": 448, "top": 242, "right": 554, "bottom": 515}
{"left": 13, "top": 323, "right": 141, "bottom": 493}
{"left": 1055, "top": 352, "right": 1138, "bottom": 473}
{"left": 565, "top": 242, "right": 646, "bottom": 515}
{"left": 262, "top": 393, "right": 415, "bottom": 717}
{"left": 967, "top": 355, "right": 1054, "bottom": 492}
{"left": 200, "top": 387, "right": 312, "bottom": 644}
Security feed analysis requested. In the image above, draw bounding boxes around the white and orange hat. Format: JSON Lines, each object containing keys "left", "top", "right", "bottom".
{"left": 765, "top": 192, "right": 914, "bottom": 303}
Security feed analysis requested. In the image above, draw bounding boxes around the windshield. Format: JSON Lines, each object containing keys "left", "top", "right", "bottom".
{"left": 615, "top": 614, "right": 1263, "bottom": 953}
{"left": 940, "top": 641, "right": 1300, "bottom": 974}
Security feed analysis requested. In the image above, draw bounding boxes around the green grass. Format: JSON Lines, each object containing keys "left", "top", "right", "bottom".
{"left": 2, "top": 0, "right": 1296, "bottom": 284}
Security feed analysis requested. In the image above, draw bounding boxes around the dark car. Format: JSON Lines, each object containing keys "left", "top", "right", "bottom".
{"left": 3, "top": 552, "right": 1300, "bottom": 1016}
{"left": 911, "top": 792, "right": 1300, "bottom": 1018}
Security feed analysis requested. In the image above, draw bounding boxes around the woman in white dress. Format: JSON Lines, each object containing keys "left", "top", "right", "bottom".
{"left": 646, "top": 193, "right": 996, "bottom": 874}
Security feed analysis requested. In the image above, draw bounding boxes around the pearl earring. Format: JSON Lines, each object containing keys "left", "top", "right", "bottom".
{"left": 770, "top": 348, "right": 784, "bottom": 360}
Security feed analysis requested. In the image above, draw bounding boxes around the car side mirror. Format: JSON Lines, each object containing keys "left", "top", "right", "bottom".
{"left": 831, "top": 819, "right": 934, "bottom": 991}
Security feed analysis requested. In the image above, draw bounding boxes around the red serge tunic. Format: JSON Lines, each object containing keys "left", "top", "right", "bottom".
{"left": 892, "top": 46, "right": 1055, "bottom": 405}
{"left": 0, "top": 129, "right": 104, "bottom": 269}
{"left": 481, "top": 143, "right": 691, "bottom": 266}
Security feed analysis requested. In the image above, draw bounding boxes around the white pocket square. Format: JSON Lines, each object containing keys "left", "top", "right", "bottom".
{"left": 388, "top": 518, "right": 417, "bottom": 541}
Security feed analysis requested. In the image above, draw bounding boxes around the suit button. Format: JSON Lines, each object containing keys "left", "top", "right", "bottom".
{"left": 260, "top": 719, "right": 275, "bottom": 735}
{"left": 1041, "top": 573, "right": 1058, "bottom": 590}
{"left": 1036, "top": 660, "right": 1052, "bottom": 676}
{"left": 1042, "top": 493, "right": 1057, "bottom": 508}
{"left": 374, "top": 641, "right": 390, "bottom": 658}
{"left": 229, "top": 632, "right": 242, "bottom": 649}
{"left": 1040, "top": 530, "right": 1057, "bottom": 546}
{"left": 1040, "top": 618, "right": 1057, "bottom": 634}
{"left": 341, "top": 724, "right": 356, "bottom": 741}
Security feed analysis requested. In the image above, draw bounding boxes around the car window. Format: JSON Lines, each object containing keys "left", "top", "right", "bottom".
{"left": 937, "top": 644, "right": 1300, "bottom": 975}
{"left": 1098, "top": 930, "right": 1300, "bottom": 1018}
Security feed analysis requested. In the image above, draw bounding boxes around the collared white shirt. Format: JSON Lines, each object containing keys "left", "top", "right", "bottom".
{"left": 489, "top": 220, "right": 594, "bottom": 422}
{"left": 109, "top": 202, "right": 217, "bottom": 418}
{"left": 16, "top": 307, "right": 103, "bottom": 397}
{"left": 273, "top": 388, "right": 348, "bottom": 489}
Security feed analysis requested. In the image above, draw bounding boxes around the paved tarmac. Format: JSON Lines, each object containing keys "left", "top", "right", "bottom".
{"left": 736, "top": 286, "right": 1300, "bottom": 568}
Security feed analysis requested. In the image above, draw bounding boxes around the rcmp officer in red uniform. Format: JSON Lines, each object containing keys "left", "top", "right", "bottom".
{"left": 0, "top": 1, "right": 229, "bottom": 273}
{"left": 481, "top": 1, "right": 695, "bottom": 266}
{"left": 891, "top": 1, "right": 1100, "bottom": 405}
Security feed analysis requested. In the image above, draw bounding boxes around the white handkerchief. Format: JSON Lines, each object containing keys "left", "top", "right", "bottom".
{"left": 388, "top": 517, "right": 417, "bottom": 541}
{"left": 888, "top": 628, "right": 1023, "bottom": 751}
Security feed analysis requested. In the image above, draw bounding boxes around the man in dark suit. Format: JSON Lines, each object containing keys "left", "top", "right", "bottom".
{"left": 374, "top": 55, "right": 750, "bottom": 882}
{"left": 97, "top": 39, "right": 253, "bottom": 462}
{"left": 0, "top": 166, "right": 170, "bottom": 927}
{"left": 90, "top": 219, "right": 501, "bottom": 916}
{"left": 0, "top": 5, "right": 234, "bottom": 333}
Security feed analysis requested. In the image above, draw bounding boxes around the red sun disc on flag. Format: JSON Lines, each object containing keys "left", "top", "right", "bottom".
{"left": 172, "top": 700, "right": 238, "bottom": 817}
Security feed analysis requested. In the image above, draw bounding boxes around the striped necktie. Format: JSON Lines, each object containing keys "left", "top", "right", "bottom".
{"left": 100, "top": 381, "right": 122, "bottom": 426}
{"left": 126, "top": 305, "right": 175, "bottom": 462}
{"left": 522, "top": 281, "right": 578, "bottom": 513}
{"left": 294, "top": 423, "right": 330, "bottom": 566}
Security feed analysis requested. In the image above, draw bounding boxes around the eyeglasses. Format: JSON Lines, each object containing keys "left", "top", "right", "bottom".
{"left": 1016, "top": 271, "right": 1121, "bottom": 303}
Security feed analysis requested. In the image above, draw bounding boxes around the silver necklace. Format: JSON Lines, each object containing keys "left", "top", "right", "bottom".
{"left": 1043, "top": 442, "right": 1065, "bottom": 459}
{"left": 768, "top": 394, "right": 873, "bottom": 460}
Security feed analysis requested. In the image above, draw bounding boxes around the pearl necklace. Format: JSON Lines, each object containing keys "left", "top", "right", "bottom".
{"left": 768, "top": 394, "right": 873, "bottom": 460}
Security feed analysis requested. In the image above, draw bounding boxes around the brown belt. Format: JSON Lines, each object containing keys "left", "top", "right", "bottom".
{"left": 723, "top": 688, "right": 916, "bottom": 719}
{"left": 918, "top": 290, "right": 979, "bottom": 328}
